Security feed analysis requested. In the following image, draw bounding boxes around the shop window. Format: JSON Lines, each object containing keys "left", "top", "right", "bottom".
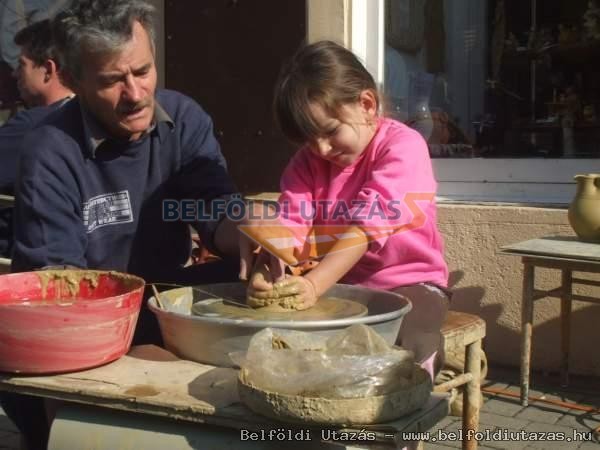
{"left": 383, "top": 0, "right": 599, "bottom": 203}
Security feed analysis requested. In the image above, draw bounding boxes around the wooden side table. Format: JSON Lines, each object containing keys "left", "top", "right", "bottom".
{"left": 500, "top": 236, "right": 600, "bottom": 406}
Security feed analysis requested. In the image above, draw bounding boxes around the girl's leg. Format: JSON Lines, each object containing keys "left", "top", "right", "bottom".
{"left": 393, "top": 283, "right": 450, "bottom": 381}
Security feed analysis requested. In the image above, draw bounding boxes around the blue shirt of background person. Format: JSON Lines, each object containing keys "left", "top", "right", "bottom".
{"left": 0, "top": 18, "right": 73, "bottom": 257}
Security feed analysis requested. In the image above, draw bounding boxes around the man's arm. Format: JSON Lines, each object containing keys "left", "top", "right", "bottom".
{"left": 11, "top": 128, "right": 86, "bottom": 271}
{"left": 168, "top": 98, "right": 238, "bottom": 256}
{"left": 171, "top": 95, "right": 281, "bottom": 279}
{"left": 0, "top": 110, "right": 34, "bottom": 194}
{"left": 213, "top": 200, "right": 281, "bottom": 280}
{"left": 213, "top": 216, "right": 239, "bottom": 257}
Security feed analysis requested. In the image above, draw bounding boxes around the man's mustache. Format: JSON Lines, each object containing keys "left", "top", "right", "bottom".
{"left": 117, "top": 99, "right": 152, "bottom": 114}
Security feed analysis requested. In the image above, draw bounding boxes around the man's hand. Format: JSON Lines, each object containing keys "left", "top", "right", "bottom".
{"left": 238, "top": 231, "right": 259, "bottom": 281}
{"left": 214, "top": 198, "right": 282, "bottom": 281}
{"left": 247, "top": 251, "right": 285, "bottom": 292}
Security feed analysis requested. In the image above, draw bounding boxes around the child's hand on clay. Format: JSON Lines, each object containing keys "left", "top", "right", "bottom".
{"left": 271, "top": 276, "right": 318, "bottom": 310}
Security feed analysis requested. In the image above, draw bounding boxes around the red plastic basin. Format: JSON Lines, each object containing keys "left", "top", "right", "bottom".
{"left": 0, "top": 270, "right": 145, "bottom": 374}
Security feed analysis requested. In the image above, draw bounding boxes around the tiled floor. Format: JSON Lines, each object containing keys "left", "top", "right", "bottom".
{"left": 0, "top": 365, "right": 598, "bottom": 449}
{"left": 428, "top": 366, "right": 600, "bottom": 450}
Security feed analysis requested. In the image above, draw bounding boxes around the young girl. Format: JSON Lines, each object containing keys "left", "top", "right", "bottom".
{"left": 248, "top": 40, "right": 449, "bottom": 381}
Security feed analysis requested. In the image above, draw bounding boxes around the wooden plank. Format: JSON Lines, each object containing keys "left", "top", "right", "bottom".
{"left": 500, "top": 235, "right": 600, "bottom": 262}
{"left": 0, "top": 345, "right": 450, "bottom": 442}
{"left": 0, "top": 194, "right": 14, "bottom": 208}
{"left": 521, "top": 256, "right": 600, "bottom": 272}
{"left": 0, "top": 346, "right": 238, "bottom": 416}
{"left": 572, "top": 278, "right": 600, "bottom": 287}
{"left": 243, "top": 192, "right": 280, "bottom": 202}
{"left": 0, "top": 258, "right": 10, "bottom": 274}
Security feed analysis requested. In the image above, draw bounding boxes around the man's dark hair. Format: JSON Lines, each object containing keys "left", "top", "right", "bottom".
{"left": 14, "top": 19, "right": 58, "bottom": 67}
{"left": 52, "top": 0, "right": 155, "bottom": 80}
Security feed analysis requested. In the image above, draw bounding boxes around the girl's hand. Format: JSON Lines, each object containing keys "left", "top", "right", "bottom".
{"left": 272, "top": 276, "right": 319, "bottom": 310}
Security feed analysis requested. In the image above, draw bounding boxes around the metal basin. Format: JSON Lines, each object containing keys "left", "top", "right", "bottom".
{"left": 148, "top": 283, "right": 412, "bottom": 367}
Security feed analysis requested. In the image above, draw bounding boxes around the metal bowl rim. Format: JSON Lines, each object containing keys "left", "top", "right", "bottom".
{"left": 147, "top": 283, "right": 412, "bottom": 329}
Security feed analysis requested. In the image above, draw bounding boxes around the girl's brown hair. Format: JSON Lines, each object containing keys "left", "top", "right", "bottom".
{"left": 273, "top": 40, "right": 379, "bottom": 144}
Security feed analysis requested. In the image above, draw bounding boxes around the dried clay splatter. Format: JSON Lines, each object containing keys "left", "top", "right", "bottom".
{"left": 36, "top": 270, "right": 101, "bottom": 299}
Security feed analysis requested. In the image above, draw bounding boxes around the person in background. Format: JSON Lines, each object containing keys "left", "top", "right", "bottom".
{"left": 3, "top": 1, "right": 263, "bottom": 448}
{"left": 249, "top": 40, "right": 449, "bottom": 384}
{"left": 0, "top": 19, "right": 74, "bottom": 258}
{"left": 12, "top": 18, "right": 73, "bottom": 108}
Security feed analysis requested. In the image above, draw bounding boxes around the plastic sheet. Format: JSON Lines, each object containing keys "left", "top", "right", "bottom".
{"left": 154, "top": 286, "right": 194, "bottom": 315}
{"left": 230, "top": 324, "right": 418, "bottom": 399}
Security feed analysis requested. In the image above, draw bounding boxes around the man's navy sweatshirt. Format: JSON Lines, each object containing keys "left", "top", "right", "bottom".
{"left": 0, "top": 101, "right": 65, "bottom": 257}
{"left": 11, "top": 89, "right": 237, "bottom": 283}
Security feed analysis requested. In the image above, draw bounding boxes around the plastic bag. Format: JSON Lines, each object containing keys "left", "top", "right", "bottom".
{"left": 154, "top": 287, "right": 194, "bottom": 314}
{"left": 230, "top": 324, "right": 418, "bottom": 399}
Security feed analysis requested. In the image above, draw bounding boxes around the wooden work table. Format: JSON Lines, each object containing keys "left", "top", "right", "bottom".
{"left": 0, "top": 345, "right": 450, "bottom": 449}
{"left": 500, "top": 235, "right": 600, "bottom": 406}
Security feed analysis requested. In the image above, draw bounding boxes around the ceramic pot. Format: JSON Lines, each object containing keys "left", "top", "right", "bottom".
{"left": 568, "top": 174, "right": 600, "bottom": 242}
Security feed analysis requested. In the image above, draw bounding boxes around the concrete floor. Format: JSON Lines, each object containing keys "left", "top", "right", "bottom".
{"left": 0, "top": 365, "right": 598, "bottom": 450}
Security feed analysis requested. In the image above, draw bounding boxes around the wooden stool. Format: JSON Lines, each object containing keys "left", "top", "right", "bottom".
{"left": 435, "top": 311, "right": 486, "bottom": 450}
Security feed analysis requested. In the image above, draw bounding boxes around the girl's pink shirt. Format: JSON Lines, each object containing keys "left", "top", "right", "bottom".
{"left": 278, "top": 118, "right": 449, "bottom": 289}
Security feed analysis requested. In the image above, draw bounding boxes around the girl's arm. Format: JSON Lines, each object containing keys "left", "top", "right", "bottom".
{"left": 304, "top": 225, "right": 368, "bottom": 296}
{"left": 271, "top": 225, "right": 368, "bottom": 310}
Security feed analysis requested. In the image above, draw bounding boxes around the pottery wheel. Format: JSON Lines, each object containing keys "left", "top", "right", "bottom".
{"left": 191, "top": 297, "right": 368, "bottom": 321}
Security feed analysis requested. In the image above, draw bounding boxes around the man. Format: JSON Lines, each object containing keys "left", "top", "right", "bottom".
{"left": 0, "top": 19, "right": 74, "bottom": 257}
{"left": 12, "top": 18, "right": 74, "bottom": 108}
{"left": 5, "top": 1, "right": 260, "bottom": 448}
{"left": 12, "top": 0, "right": 257, "bottom": 284}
